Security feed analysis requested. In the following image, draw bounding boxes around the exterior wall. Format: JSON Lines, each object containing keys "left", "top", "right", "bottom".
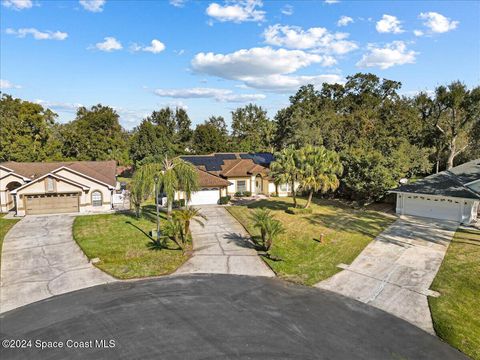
{"left": 15, "top": 176, "right": 112, "bottom": 216}
{"left": 226, "top": 177, "right": 251, "bottom": 195}
{"left": 0, "top": 168, "right": 12, "bottom": 178}
{"left": 395, "top": 192, "right": 478, "bottom": 223}
{"left": 0, "top": 174, "right": 26, "bottom": 212}
{"left": 55, "top": 169, "right": 112, "bottom": 205}
{"left": 268, "top": 181, "right": 300, "bottom": 197}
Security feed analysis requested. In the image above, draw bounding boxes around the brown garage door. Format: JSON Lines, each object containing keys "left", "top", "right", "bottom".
{"left": 25, "top": 193, "right": 79, "bottom": 215}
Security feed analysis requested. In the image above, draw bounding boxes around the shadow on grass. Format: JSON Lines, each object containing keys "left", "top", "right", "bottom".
{"left": 453, "top": 230, "right": 480, "bottom": 247}
{"left": 125, "top": 221, "right": 181, "bottom": 251}
{"left": 305, "top": 211, "right": 393, "bottom": 238}
{"left": 246, "top": 199, "right": 293, "bottom": 211}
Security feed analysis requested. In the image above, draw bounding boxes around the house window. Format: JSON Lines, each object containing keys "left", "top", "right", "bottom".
{"left": 280, "top": 183, "right": 290, "bottom": 192}
{"left": 92, "top": 191, "right": 102, "bottom": 206}
{"left": 236, "top": 180, "right": 246, "bottom": 193}
{"left": 45, "top": 177, "right": 55, "bottom": 192}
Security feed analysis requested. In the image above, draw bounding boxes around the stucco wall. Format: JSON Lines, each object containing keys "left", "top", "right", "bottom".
{"left": 227, "top": 177, "right": 252, "bottom": 194}
{"left": 0, "top": 174, "right": 26, "bottom": 212}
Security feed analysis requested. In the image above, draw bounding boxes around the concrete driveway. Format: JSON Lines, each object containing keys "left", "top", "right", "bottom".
{"left": 0, "top": 215, "right": 114, "bottom": 313}
{"left": 0, "top": 275, "right": 466, "bottom": 359}
{"left": 175, "top": 206, "right": 274, "bottom": 277}
{"left": 316, "top": 215, "right": 458, "bottom": 333}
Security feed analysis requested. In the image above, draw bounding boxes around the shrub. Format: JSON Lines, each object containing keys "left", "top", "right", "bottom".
{"left": 172, "top": 199, "right": 186, "bottom": 208}
{"left": 270, "top": 192, "right": 279, "bottom": 197}
{"left": 218, "top": 196, "right": 231, "bottom": 205}
{"left": 244, "top": 191, "right": 252, "bottom": 197}
{"left": 234, "top": 192, "right": 244, "bottom": 197}
{"left": 286, "top": 207, "right": 313, "bottom": 215}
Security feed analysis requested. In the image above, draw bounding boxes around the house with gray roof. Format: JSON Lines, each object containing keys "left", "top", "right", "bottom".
{"left": 390, "top": 159, "right": 480, "bottom": 223}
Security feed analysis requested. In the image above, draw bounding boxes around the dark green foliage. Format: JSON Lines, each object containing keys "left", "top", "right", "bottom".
{"left": 218, "top": 196, "right": 231, "bottom": 205}
{"left": 231, "top": 104, "right": 275, "bottom": 152}
{"left": 59, "top": 105, "right": 129, "bottom": 164}
{"left": 172, "top": 199, "right": 186, "bottom": 208}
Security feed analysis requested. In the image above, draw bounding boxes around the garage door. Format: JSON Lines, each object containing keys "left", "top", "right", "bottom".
{"left": 188, "top": 189, "right": 220, "bottom": 206}
{"left": 25, "top": 193, "right": 79, "bottom": 215}
{"left": 402, "top": 195, "right": 461, "bottom": 221}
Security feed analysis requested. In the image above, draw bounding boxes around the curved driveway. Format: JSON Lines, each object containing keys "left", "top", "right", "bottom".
{"left": 0, "top": 275, "right": 466, "bottom": 360}
{"left": 0, "top": 215, "right": 114, "bottom": 313}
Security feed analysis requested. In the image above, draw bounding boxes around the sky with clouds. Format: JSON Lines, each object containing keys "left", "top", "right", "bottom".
{"left": 1, "top": 0, "right": 479, "bottom": 129}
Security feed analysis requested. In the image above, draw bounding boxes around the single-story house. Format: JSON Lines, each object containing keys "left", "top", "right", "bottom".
{"left": 0, "top": 160, "right": 117, "bottom": 216}
{"left": 390, "top": 159, "right": 480, "bottom": 223}
{"left": 177, "top": 152, "right": 297, "bottom": 205}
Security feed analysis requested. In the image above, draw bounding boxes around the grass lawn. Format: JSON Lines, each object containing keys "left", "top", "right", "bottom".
{"left": 429, "top": 228, "right": 480, "bottom": 360}
{"left": 0, "top": 214, "right": 20, "bottom": 266}
{"left": 227, "top": 197, "right": 395, "bottom": 285}
{"left": 73, "top": 205, "right": 189, "bottom": 279}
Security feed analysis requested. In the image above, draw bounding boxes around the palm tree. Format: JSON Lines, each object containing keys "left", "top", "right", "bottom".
{"left": 173, "top": 208, "right": 207, "bottom": 238}
{"left": 270, "top": 146, "right": 301, "bottom": 208}
{"left": 297, "top": 145, "right": 343, "bottom": 209}
{"left": 129, "top": 164, "right": 157, "bottom": 218}
{"left": 250, "top": 208, "right": 284, "bottom": 252}
{"left": 157, "top": 157, "right": 199, "bottom": 215}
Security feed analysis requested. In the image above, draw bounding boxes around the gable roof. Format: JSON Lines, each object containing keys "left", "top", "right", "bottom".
{"left": 12, "top": 173, "right": 89, "bottom": 194}
{"left": 196, "top": 168, "right": 231, "bottom": 188}
{"left": 0, "top": 160, "right": 117, "bottom": 187}
{"left": 391, "top": 159, "right": 480, "bottom": 200}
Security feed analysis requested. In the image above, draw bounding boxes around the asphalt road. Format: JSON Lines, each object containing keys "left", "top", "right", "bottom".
{"left": 0, "top": 274, "right": 467, "bottom": 360}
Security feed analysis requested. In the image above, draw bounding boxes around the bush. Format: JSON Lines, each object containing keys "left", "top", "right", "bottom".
{"left": 218, "top": 196, "right": 231, "bottom": 205}
{"left": 286, "top": 207, "right": 313, "bottom": 215}
{"left": 172, "top": 199, "right": 186, "bottom": 208}
{"left": 244, "top": 191, "right": 252, "bottom": 197}
{"left": 270, "top": 192, "right": 279, "bottom": 197}
{"left": 234, "top": 192, "right": 244, "bottom": 197}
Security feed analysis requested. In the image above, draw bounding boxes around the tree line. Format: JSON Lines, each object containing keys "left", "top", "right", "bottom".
{"left": 1, "top": 73, "right": 478, "bottom": 203}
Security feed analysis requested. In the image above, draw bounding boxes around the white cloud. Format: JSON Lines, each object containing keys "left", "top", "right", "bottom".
{"left": 192, "top": 47, "right": 334, "bottom": 81}
{"left": 356, "top": 41, "right": 417, "bottom": 69}
{"left": 34, "top": 100, "right": 83, "bottom": 112}
{"left": 94, "top": 37, "right": 123, "bottom": 52}
{"left": 413, "top": 29, "right": 424, "bottom": 37}
{"left": 169, "top": 0, "right": 186, "bottom": 7}
{"left": 2, "top": 0, "right": 32, "bottom": 10}
{"left": 419, "top": 12, "right": 458, "bottom": 33}
{"left": 0, "top": 79, "right": 22, "bottom": 89}
{"left": 131, "top": 39, "right": 166, "bottom": 54}
{"left": 154, "top": 87, "right": 266, "bottom": 102}
{"left": 281, "top": 4, "right": 293, "bottom": 16}
{"left": 242, "top": 74, "right": 343, "bottom": 92}
{"left": 6, "top": 28, "right": 68, "bottom": 40}
{"left": 376, "top": 14, "right": 404, "bottom": 34}
{"left": 263, "top": 24, "right": 357, "bottom": 55}
{"left": 324, "top": 0, "right": 339, "bottom": 4}
{"left": 79, "top": 0, "right": 105, "bottom": 12}
{"left": 206, "top": 0, "right": 265, "bottom": 23}
{"left": 337, "top": 16, "right": 353, "bottom": 27}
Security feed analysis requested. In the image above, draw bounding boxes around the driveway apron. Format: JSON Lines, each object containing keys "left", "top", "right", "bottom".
{"left": 0, "top": 215, "right": 114, "bottom": 313}
{"left": 316, "top": 215, "right": 458, "bottom": 333}
{"left": 175, "top": 206, "right": 274, "bottom": 277}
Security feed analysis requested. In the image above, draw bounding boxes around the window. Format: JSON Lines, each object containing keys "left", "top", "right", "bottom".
{"left": 92, "top": 191, "right": 102, "bottom": 206}
{"left": 46, "top": 177, "right": 55, "bottom": 192}
{"left": 280, "top": 183, "right": 290, "bottom": 192}
{"left": 236, "top": 180, "right": 246, "bottom": 193}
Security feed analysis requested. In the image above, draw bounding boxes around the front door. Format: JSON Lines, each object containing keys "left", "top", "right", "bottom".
{"left": 255, "top": 176, "right": 263, "bottom": 194}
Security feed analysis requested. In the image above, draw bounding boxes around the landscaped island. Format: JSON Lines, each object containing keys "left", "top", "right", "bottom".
{"left": 73, "top": 205, "right": 189, "bottom": 279}
{"left": 227, "top": 197, "right": 395, "bottom": 285}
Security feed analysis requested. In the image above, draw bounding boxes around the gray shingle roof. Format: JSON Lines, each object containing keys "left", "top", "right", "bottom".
{"left": 390, "top": 159, "right": 480, "bottom": 200}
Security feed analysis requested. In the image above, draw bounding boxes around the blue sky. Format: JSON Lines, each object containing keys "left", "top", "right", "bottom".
{"left": 1, "top": 0, "right": 479, "bottom": 129}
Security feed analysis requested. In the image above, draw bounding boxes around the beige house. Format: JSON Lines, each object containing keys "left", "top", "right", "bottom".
{"left": 0, "top": 161, "right": 117, "bottom": 216}
{"left": 179, "top": 153, "right": 297, "bottom": 205}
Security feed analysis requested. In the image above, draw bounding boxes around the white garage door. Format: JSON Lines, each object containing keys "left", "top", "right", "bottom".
{"left": 188, "top": 189, "right": 220, "bottom": 205}
{"left": 402, "top": 195, "right": 461, "bottom": 221}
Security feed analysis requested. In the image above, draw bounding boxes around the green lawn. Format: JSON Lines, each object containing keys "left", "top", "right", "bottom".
{"left": 429, "top": 228, "right": 480, "bottom": 360}
{"left": 73, "top": 205, "right": 189, "bottom": 279}
{"left": 0, "top": 214, "right": 20, "bottom": 266}
{"left": 226, "top": 197, "right": 395, "bottom": 285}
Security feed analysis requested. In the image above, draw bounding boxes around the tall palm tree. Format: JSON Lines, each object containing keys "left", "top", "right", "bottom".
{"left": 129, "top": 164, "right": 157, "bottom": 218}
{"left": 270, "top": 146, "right": 301, "bottom": 208}
{"left": 173, "top": 208, "right": 207, "bottom": 238}
{"left": 297, "top": 145, "right": 343, "bottom": 209}
{"left": 157, "top": 157, "right": 199, "bottom": 215}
